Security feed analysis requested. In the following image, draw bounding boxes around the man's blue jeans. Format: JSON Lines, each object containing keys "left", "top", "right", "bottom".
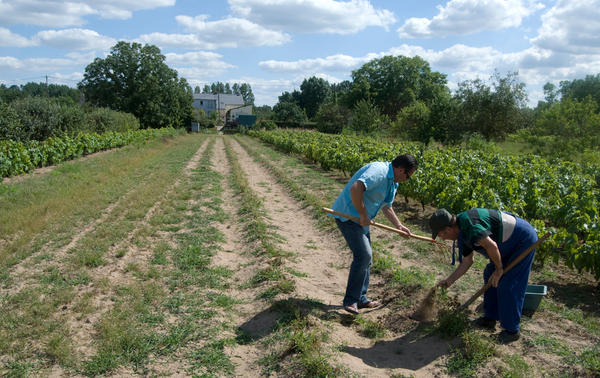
{"left": 336, "top": 218, "right": 372, "bottom": 307}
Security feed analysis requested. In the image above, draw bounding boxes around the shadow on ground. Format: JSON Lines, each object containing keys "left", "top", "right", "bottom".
{"left": 236, "top": 297, "right": 343, "bottom": 342}
{"left": 343, "top": 329, "right": 456, "bottom": 371}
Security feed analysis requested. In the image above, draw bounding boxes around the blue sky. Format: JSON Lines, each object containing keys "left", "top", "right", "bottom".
{"left": 1, "top": 0, "right": 599, "bottom": 107}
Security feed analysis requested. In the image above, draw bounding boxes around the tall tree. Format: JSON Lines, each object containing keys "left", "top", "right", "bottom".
{"left": 78, "top": 41, "right": 193, "bottom": 129}
{"left": 299, "top": 76, "right": 330, "bottom": 120}
{"left": 239, "top": 83, "right": 254, "bottom": 105}
{"left": 349, "top": 55, "right": 448, "bottom": 117}
{"left": 454, "top": 71, "right": 527, "bottom": 140}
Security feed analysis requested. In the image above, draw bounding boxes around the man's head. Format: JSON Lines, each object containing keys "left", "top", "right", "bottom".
{"left": 392, "top": 154, "right": 417, "bottom": 183}
{"left": 429, "top": 208, "right": 456, "bottom": 240}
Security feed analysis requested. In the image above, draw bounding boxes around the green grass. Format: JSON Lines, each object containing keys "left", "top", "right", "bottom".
{"left": 446, "top": 331, "right": 496, "bottom": 377}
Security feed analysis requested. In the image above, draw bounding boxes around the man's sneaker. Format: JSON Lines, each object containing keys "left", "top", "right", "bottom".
{"left": 473, "top": 316, "right": 497, "bottom": 329}
{"left": 497, "top": 330, "right": 520, "bottom": 344}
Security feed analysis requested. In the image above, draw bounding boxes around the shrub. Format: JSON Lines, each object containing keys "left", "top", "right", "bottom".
{"left": 256, "top": 120, "right": 277, "bottom": 130}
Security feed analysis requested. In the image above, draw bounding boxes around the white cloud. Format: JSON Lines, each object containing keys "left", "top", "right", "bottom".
{"left": 0, "top": 0, "right": 174, "bottom": 27}
{"left": 259, "top": 54, "right": 377, "bottom": 73}
{"left": 0, "top": 27, "right": 33, "bottom": 47}
{"left": 228, "top": 0, "right": 396, "bottom": 34}
{"left": 398, "top": 0, "right": 544, "bottom": 38}
{"left": 138, "top": 15, "right": 291, "bottom": 50}
{"left": 167, "top": 51, "right": 237, "bottom": 81}
{"left": 530, "top": 0, "right": 600, "bottom": 55}
{"left": 178, "top": 15, "right": 291, "bottom": 47}
{"left": 32, "top": 29, "right": 116, "bottom": 51}
{"left": 0, "top": 56, "right": 78, "bottom": 72}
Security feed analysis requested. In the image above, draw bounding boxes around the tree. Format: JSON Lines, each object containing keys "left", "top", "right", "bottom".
{"left": 299, "top": 76, "right": 330, "bottom": 120}
{"left": 239, "top": 83, "right": 254, "bottom": 105}
{"left": 315, "top": 102, "right": 350, "bottom": 134}
{"left": 272, "top": 101, "right": 307, "bottom": 123}
{"left": 454, "top": 71, "right": 527, "bottom": 140}
{"left": 349, "top": 55, "right": 448, "bottom": 118}
{"left": 348, "top": 99, "right": 387, "bottom": 134}
{"left": 194, "top": 86, "right": 201, "bottom": 94}
{"left": 78, "top": 41, "right": 193, "bottom": 129}
{"left": 559, "top": 74, "right": 600, "bottom": 106}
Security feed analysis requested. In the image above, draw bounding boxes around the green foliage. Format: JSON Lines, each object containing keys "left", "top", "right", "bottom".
{"left": 0, "top": 97, "right": 140, "bottom": 142}
{"left": 299, "top": 76, "right": 331, "bottom": 120}
{"left": 256, "top": 120, "right": 278, "bottom": 130}
{"left": 348, "top": 55, "right": 449, "bottom": 118}
{"left": 447, "top": 331, "right": 496, "bottom": 376}
{"left": 0, "top": 82, "right": 81, "bottom": 104}
{"left": 272, "top": 101, "right": 308, "bottom": 123}
{"left": 348, "top": 99, "right": 388, "bottom": 134}
{"left": 314, "top": 102, "right": 350, "bottom": 134}
{"left": 393, "top": 100, "right": 431, "bottom": 143}
{"left": 559, "top": 73, "right": 600, "bottom": 105}
{"left": 0, "top": 128, "right": 179, "bottom": 178}
{"left": 454, "top": 71, "right": 528, "bottom": 141}
{"left": 79, "top": 41, "right": 193, "bottom": 129}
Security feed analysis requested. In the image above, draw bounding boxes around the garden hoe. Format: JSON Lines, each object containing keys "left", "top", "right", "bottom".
{"left": 322, "top": 207, "right": 445, "bottom": 246}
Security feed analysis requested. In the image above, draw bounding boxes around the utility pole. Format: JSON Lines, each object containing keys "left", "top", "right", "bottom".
{"left": 45, "top": 75, "right": 48, "bottom": 96}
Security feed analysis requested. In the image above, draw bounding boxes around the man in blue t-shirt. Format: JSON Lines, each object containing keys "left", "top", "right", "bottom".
{"left": 329, "top": 154, "right": 418, "bottom": 315}
{"left": 429, "top": 208, "right": 538, "bottom": 343}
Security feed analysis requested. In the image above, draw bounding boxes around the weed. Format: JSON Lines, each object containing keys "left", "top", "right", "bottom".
{"left": 188, "top": 339, "right": 235, "bottom": 376}
{"left": 500, "top": 353, "right": 531, "bottom": 378}
{"left": 446, "top": 331, "right": 496, "bottom": 376}
{"left": 435, "top": 309, "right": 470, "bottom": 339}
{"left": 354, "top": 316, "right": 386, "bottom": 338}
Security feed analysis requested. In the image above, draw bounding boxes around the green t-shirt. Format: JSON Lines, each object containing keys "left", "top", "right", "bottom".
{"left": 457, "top": 208, "right": 503, "bottom": 257}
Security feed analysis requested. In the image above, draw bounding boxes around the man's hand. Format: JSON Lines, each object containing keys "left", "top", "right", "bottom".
{"left": 489, "top": 267, "right": 503, "bottom": 287}
{"left": 437, "top": 278, "right": 452, "bottom": 289}
{"left": 359, "top": 213, "right": 372, "bottom": 226}
{"left": 398, "top": 224, "right": 411, "bottom": 238}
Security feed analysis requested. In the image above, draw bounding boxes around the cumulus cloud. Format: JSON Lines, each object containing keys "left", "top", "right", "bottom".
{"left": 530, "top": 0, "right": 600, "bottom": 55}
{"left": 228, "top": 0, "right": 396, "bottom": 34}
{"left": 0, "top": 27, "right": 33, "bottom": 47}
{"left": 398, "top": 0, "right": 544, "bottom": 38}
{"left": 138, "top": 15, "right": 290, "bottom": 50}
{"left": 0, "top": 56, "right": 78, "bottom": 72}
{"left": 0, "top": 0, "right": 174, "bottom": 27}
{"left": 259, "top": 54, "right": 378, "bottom": 73}
{"left": 166, "top": 51, "right": 237, "bottom": 80}
{"left": 32, "top": 29, "right": 116, "bottom": 51}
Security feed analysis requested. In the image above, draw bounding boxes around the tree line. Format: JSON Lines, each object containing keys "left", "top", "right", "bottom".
{"left": 264, "top": 56, "right": 600, "bottom": 162}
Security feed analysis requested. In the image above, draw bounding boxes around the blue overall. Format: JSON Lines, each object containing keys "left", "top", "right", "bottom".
{"left": 481, "top": 216, "right": 538, "bottom": 332}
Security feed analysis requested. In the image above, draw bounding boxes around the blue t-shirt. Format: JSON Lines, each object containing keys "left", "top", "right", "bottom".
{"left": 330, "top": 161, "right": 398, "bottom": 231}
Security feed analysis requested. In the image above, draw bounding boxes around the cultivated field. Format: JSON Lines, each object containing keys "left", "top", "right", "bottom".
{"left": 1, "top": 133, "right": 598, "bottom": 377}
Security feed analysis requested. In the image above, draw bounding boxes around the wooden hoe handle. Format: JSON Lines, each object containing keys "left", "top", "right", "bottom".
{"left": 322, "top": 207, "right": 443, "bottom": 245}
{"left": 456, "top": 231, "right": 552, "bottom": 312}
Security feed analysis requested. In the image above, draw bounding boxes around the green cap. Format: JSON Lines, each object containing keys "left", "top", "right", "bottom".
{"left": 429, "top": 209, "right": 453, "bottom": 239}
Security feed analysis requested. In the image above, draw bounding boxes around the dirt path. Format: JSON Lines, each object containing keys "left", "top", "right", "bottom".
{"left": 228, "top": 138, "right": 452, "bottom": 377}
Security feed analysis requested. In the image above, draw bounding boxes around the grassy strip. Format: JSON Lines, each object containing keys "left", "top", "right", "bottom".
{"left": 0, "top": 134, "right": 205, "bottom": 374}
{"left": 223, "top": 137, "right": 294, "bottom": 301}
{"left": 224, "top": 137, "right": 350, "bottom": 376}
{"left": 0, "top": 132, "right": 187, "bottom": 271}
{"left": 81, "top": 136, "right": 237, "bottom": 376}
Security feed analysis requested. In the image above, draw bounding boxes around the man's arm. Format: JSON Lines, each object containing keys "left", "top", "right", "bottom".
{"left": 350, "top": 180, "right": 371, "bottom": 226}
{"left": 438, "top": 253, "right": 474, "bottom": 288}
{"left": 381, "top": 206, "right": 411, "bottom": 236}
{"left": 479, "top": 236, "right": 503, "bottom": 287}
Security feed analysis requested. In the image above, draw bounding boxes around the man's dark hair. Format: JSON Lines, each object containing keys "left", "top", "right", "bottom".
{"left": 392, "top": 154, "right": 418, "bottom": 171}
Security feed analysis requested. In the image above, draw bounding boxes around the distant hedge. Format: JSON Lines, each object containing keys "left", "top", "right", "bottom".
{"left": 0, "top": 97, "right": 140, "bottom": 142}
{"left": 0, "top": 127, "right": 181, "bottom": 179}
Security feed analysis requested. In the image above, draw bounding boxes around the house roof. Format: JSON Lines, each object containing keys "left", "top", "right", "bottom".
{"left": 193, "top": 93, "right": 244, "bottom": 106}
